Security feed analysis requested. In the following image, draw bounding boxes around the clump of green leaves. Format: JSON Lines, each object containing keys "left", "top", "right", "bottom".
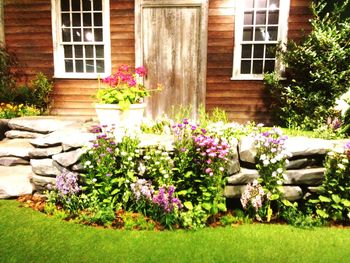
{"left": 309, "top": 143, "right": 350, "bottom": 222}
{"left": 264, "top": 1, "right": 350, "bottom": 130}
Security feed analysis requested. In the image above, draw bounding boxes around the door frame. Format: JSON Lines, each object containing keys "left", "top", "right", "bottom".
{"left": 135, "top": 0, "right": 209, "bottom": 112}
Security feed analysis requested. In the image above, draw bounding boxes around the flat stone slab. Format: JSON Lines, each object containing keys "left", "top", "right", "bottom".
{"left": 30, "top": 159, "right": 61, "bottom": 177}
{"left": 61, "top": 132, "right": 95, "bottom": 151}
{"left": 0, "top": 156, "right": 29, "bottom": 166}
{"left": 30, "top": 128, "right": 87, "bottom": 147}
{"left": 0, "top": 139, "right": 34, "bottom": 158}
{"left": 8, "top": 116, "right": 81, "bottom": 134}
{"left": 285, "top": 137, "right": 334, "bottom": 158}
{"left": 0, "top": 165, "right": 33, "bottom": 199}
{"left": 284, "top": 168, "right": 325, "bottom": 185}
{"left": 227, "top": 168, "right": 259, "bottom": 184}
{"left": 5, "top": 130, "right": 44, "bottom": 139}
{"left": 239, "top": 136, "right": 336, "bottom": 164}
{"left": 224, "top": 185, "right": 303, "bottom": 201}
{"left": 29, "top": 146, "right": 63, "bottom": 158}
{"left": 52, "top": 148, "right": 85, "bottom": 168}
{"left": 31, "top": 174, "right": 56, "bottom": 192}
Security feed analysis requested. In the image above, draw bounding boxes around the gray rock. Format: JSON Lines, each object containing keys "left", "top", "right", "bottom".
{"left": 31, "top": 174, "right": 56, "bottom": 192}
{"left": 229, "top": 137, "right": 239, "bottom": 160}
{"left": 5, "top": 130, "right": 44, "bottom": 139}
{"left": 0, "top": 139, "right": 34, "bottom": 158}
{"left": 286, "top": 157, "right": 322, "bottom": 170}
{"left": 52, "top": 148, "right": 85, "bottom": 167}
{"left": 29, "top": 146, "right": 63, "bottom": 158}
{"left": 226, "top": 159, "right": 240, "bottom": 175}
{"left": 0, "top": 165, "right": 33, "bottom": 199}
{"left": 8, "top": 117, "right": 78, "bottom": 134}
{"left": 308, "top": 186, "right": 323, "bottom": 194}
{"left": 30, "top": 128, "right": 82, "bottom": 147}
{"left": 30, "top": 159, "right": 61, "bottom": 177}
{"left": 61, "top": 132, "right": 95, "bottom": 151}
{"left": 0, "top": 119, "right": 9, "bottom": 140}
{"left": 224, "top": 185, "right": 303, "bottom": 201}
{"left": 52, "top": 160, "right": 66, "bottom": 173}
{"left": 280, "top": 186, "right": 303, "bottom": 201}
{"left": 238, "top": 136, "right": 256, "bottom": 164}
{"left": 284, "top": 168, "right": 325, "bottom": 185}
{"left": 224, "top": 185, "right": 246, "bottom": 199}
{"left": 0, "top": 156, "right": 29, "bottom": 166}
{"left": 71, "top": 162, "right": 85, "bottom": 172}
{"left": 227, "top": 168, "right": 259, "bottom": 184}
{"left": 286, "top": 137, "right": 334, "bottom": 158}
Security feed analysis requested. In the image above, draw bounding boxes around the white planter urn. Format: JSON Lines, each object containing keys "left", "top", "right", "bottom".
{"left": 94, "top": 103, "right": 146, "bottom": 133}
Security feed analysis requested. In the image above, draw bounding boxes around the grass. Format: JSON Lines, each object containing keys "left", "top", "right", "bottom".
{"left": 1, "top": 200, "right": 350, "bottom": 263}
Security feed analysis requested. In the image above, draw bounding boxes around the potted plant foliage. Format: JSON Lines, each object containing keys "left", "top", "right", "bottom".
{"left": 95, "top": 65, "right": 160, "bottom": 131}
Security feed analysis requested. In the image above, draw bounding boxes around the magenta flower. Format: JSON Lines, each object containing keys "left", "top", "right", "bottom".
{"left": 135, "top": 66, "right": 147, "bottom": 77}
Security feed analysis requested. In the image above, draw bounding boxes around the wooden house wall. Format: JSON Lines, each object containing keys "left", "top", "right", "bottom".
{"left": 206, "top": 0, "right": 312, "bottom": 124}
{"left": 4, "top": 0, "right": 312, "bottom": 122}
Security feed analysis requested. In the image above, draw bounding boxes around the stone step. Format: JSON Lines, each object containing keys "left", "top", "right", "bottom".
{"left": 0, "top": 165, "right": 34, "bottom": 199}
{"left": 0, "top": 139, "right": 34, "bottom": 160}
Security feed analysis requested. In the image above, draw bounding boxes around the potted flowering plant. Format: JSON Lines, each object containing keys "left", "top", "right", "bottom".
{"left": 95, "top": 65, "right": 160, "bottom": 130}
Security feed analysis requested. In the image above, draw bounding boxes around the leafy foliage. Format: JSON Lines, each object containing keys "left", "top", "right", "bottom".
{"left": 264, "top": 1, "right": 350, "bottom": 130}
{"left": 309, "top": 143, "right": 350, "bottom": 222}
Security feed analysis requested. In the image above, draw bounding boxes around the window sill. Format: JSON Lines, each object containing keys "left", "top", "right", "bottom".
{"left": 231, "top": 75, "right": 264, "bottom": 81}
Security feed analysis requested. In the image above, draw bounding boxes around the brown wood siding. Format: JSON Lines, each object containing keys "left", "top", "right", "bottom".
{"left": 4, "top": 0, "right": 53, "bottom": 84}
{"left": 4, "top": 0, "right": 312, "bottom": 120}
{"left": 51, "top": 0, "right": 136, "bottom": 116}
{"left": 206, "top": 0, "right": 312, "bottom": 124}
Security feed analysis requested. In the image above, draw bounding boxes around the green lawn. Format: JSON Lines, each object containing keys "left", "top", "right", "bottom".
{"left": 1, "top": 200, "right": 350, "bottom": 263}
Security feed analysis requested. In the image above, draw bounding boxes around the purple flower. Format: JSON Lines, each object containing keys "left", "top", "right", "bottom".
{"left": 55, "top": 170, "right": 81, "bottom": 197}
{"left": 152, "top": 185, "right": 182, "bottom": 213}
{"left": 106, "top": 173, "right": 111, "bottom": 177}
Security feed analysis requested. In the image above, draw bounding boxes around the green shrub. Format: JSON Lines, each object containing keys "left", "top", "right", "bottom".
{"left": 264, "top": 1, "right": 350, "bottom": 130}
{"left": 309, "top": 143, "right": 350, "bottom": 222}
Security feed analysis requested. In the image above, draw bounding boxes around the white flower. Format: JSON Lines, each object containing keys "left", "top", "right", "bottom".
{"left": 263, "top": 159, "right": 270, "bottom": 166}
{"left": 270, "top": 158, "right": 277, "bottom": 164}
{"left": 260, "top": 154, "right": 267, "bottom": 161}
{"left": 277, "top": 168, "right": 283, "bottom": 174}
{"left": 121, "top": 151, "right": 127, "bottom": 156}
{"left": 272, "top": 171, "right": 277, "bottom": 177}
{"left": 92, "top": 178, "right": 97, "bottom": 183}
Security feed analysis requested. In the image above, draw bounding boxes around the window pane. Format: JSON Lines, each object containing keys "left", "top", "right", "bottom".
{"left": 85, "top": 45, "right": 94, "bottom": 58}
{"left": 243, "top": 27, "right": 253, "bottom": 41}
{"left": 264, "top": 60, "right": 275, "bottom": 73}
{"left": 61, "top": 13, "right": 71, "bottom": 27}
{"left": 253, "top": 60, "right": 263, "bottom": 74}
{"left": 65, "top": 59, "right": 73, "bottom": 72}
{"left": 74, "top": 45, "right": 83, "bottom": 58}
{"left": 242, "top": 45, "right": 252, "bottom": 58}
{"left": 266, "top": 44, "right": 276, "bottom": 58}
{"left": 83, "top": 13, "right": 92, "bottom": 26}
{"left": 245, "top": 0, "right": 254, "bottom": 9}
{"left": 256, "top": 0, "right": 267, "bottom": 8}
{"left": 72, "top": 13, "right": 81, "bottom": 27}
{"left": 96, "top": 60, "right": 104, "bottom": 73}
{"left": 268, "top": 26, "right": 278, "bottom": 40}
{"left": 73, "top": 28, "right": 82, "bottom": 41}
{"left": 93, "top": 0, "right": 102, "bottom": 11}
{"left": 76, "top": 60, "right": 84, "bottom": 72}
{"left": 94, "top": 13, "right": 103, "bottom": 26}
{"left": 62, "top": 28, "right": 71, "bottom": 42}
{"left": 83, "top": 0, "right": 92, "bottom": 10}
{"left": 61, "top": 0, "right": 70, "bottom": 11}
{"left": 253, "top": 45, "right": 264, "bottom": 58}
{"left": 256, "top": 11, "right": 266, "bottom": 25}
{"left": 83, "top": 29, "right": 93, "bottom": 42}
{"left": 94, "top": 29, "right": 103, "bottom": 41}
{"left": 241, "top": 61, "right": 251, "bottom": 74}
{"left": 254, "top": 27, "right": 265, "bottom": 41}
{"left": 72, "top": 0, "right": 80, "bottom": 11}
{"left": 268, "top": 11, "right": 279, "bottom": 24}
{"left": 244, "top": 12, "right": 253, "bottom": 25}
{"left": 86, "top": 60, "right": 95, "bottom": 72}
{"left": 96, "top": 45, "right": 104, "bottom": 58}
{"left": 270, "top": 0, "right": 279, "bottom": 8}
{"left": 64, "top": 45, "right": 73, "bottom": 58}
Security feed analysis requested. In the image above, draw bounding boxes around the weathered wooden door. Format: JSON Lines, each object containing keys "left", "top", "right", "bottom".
{"left": 135, "top": 0, "right": 208, "bottom": 119}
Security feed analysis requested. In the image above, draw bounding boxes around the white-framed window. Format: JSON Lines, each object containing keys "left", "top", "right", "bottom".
{"left": 51, "top": 0, "right": 111, "bottom": 78}
{"left": 231, "top": 0, "right": 290, "bottom": 80}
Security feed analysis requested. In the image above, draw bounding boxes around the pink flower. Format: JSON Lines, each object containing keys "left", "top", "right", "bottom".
{"left": 118, "top": 64, "right": 129, "bottom": 72}
{"left": 135, "top": 66, "right": 147, "bottom": 77}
